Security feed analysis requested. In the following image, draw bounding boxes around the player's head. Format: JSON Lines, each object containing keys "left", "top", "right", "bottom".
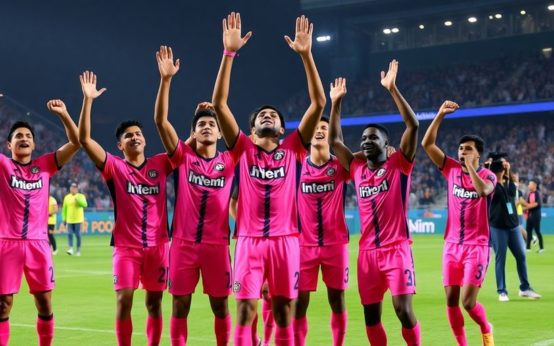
{"left": 311, "top": 117, "right": 329, "bottom": 149}
{"left": 249, "top": 105, "right": 285, "bottom": 138}
{"left": 360, "top": 123, "right": 389, "bottom": 160}
{"left": 115, "top": 120, "right": 146, "bottom": 155}
{"left": 191, "top": 108, "right": 221, "bottom": 145}
{"left": 7, "top": 121, "right": 36, "bottom": 158}
{"left": 70, "top": 182, "right": 78, "bottom": 194}
{"left": 528, "top": 179, "right": 539, "bottom": 192}
{"left": 458, "top": 135, "right": 484, "bottom": 167}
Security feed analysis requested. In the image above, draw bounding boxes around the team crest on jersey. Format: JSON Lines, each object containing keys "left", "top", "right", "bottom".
{"left": 147, "top": 169, "right": 159, "bottom": 178}
{"left": 377, "top": 168, "right": 386, "bottom": 177}
{"left": 214, "top": 163, "right": 225, "bottom": 171}
{"left": 113, "top": 275, "right": 118, "bottom": 284}
{"left": 273, "top": 150, "right": 285, "bottom": 161}
{"left": 232, "top": 281, "right": 241, "bottom": 293}
{"left": 326, "top": 167, "right": 336, "bottom": 177}
{"left": 31, "top": 166, "right": 40, "bottom": 174}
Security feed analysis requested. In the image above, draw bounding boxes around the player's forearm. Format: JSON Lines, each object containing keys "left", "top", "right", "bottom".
{"left": 212, "top": 56, "right": 240, "bottom": 146}
{"left": 58, "top": 111, "right": 80, "bottom": 147}
{"left": 421, "top": 113, "right": 444, "bottom": 149}
{"left": 154, "top": 78, "right": 171, "bottom": 127}
{"left": 329, "top": 99, "right": 344, "bottom": 147}
{"left": 301, "top": 52, "right": 326, "bottom": 112}
{"left": 390, "top": 86, "right": 418, "bottom": 129}
{"left": 78, "top": 97, "right": 94, "bottom": 146}
{"left": 467, "top": 166, "right": 493, "bottom": 196}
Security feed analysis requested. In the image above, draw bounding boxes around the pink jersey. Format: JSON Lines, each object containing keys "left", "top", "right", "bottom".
{"left": 441, "top": 156, "right": 496, "bottom": 245}
{"left": 297, "top": 155, "right": 350, "bottom": 246}
{"left": 169, "top": 140, "right": 240, "bottom": 244}
{"left": 101, "top": 152, "right": 173, "bottom": 248}
{"left": 0, "top": 153, "right": 58, "bottom": 240}
{"left": 350, "top": 151, "right": 413, "bottom": 250}
{"left": 233, "top": 131, "right": 308, "bottom": 237}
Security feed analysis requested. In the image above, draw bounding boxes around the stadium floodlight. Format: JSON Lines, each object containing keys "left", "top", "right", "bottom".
{"left": 444, "top": 21, "right": 453, "bottom": 26}
{"left": 391, "top": 27, "right": 399, "bottom": 33}
{"left": 495, "top": 13, "right": 502, "bottom": 19}
{"left": 383, "top": 28, "right": 392, "bottom": 34}
{"left": 489, "top": 15, "right": 494, "bottom": 19}
{"left": 316, "top": 35, "right": 331, "bottom": 42}
{"left": 543, "top": 47, "right": 553, "bottom": 52}
{"left": 468, "top": 17, "right": 478, "bottom": 23}
{"left": 548, "top": 4, "right": 554, "bottom": 11}
{"left": 520, "top": 10, "right": 526, "bottom": 15}
{"left": 419, "top": 24, "right": 425, "bottom": 29}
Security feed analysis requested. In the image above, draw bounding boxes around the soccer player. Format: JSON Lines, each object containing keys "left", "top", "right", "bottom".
{"left": 153, "top": 45, "right": 239, "bottom": 346}
{"left": 0, "top": 99, "right": 80, "bottom": 346}
{"left": 328, "top": 69, "right": 421, "bottom": 346}
{"left": 62, "top": 182, "right": 88, "bottom": 256}
{"left": 421, "top": 100, "right": 495, "bottom": 346}
{"left": 522, "top": 179, "right": 544, "bottom": 253}
{"left": 212, "top": 12, "right": 326, "bottom": 346}
{"left": 78, "top": 71, "right": 172, "bottom": 346}
{"left": 48, "top": 195, "right": 59, "bottom": 255}
{"left": 294, "top": 116, "right": 350, "bottom": 346}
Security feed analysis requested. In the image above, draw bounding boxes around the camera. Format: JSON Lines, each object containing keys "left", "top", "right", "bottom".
{"left": 486, "top": 151, "right": 508, "bottom": 173}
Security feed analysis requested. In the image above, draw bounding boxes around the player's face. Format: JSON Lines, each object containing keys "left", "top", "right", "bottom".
{"left": 70, "top": 186, "right": 78, "bottom": 194}
{"left": 458, "top": 141, "right": 480, "bottom": 167}
{"left": 528, "top": 181, "right": 537, "bottom": 192}
{"left": 118, "top": 126, "right": 146, "bottom": 155}
{"left": 360, "top": 127, "right": 386, "bottom": 159}
{"left": 7, "top": 127, "right": 35, "bottom": 157}
{"left": 254, "top": 108, "right": 284, "bottom": 137}
{"left": 193, "top": 116, "right": 220, "bottom": 144}
{"left": 311, "top": 120, "right": 329, "bottom": 149}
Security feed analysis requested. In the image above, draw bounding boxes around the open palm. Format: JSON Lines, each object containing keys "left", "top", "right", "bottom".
{"left": 285, "top": 15, "right": 313, "bottom": 55}
{"left": 380, "top": 59, "right": 398, "bottom": 91}
{"left": 222, "top": 12, "right": 252, "bottom": 52}
{"left": 156, "top": 45, "right": 180, "bottom": 79}
{"left": 330, "top": 77, "right": 347, "bottom": 102}
{"left": 80, "top": 71, "right": 106, "bottom": 99}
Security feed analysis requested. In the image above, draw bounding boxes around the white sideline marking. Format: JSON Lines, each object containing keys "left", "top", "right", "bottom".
{"left": 533, "top": 339, "right": 554, "bottom": 346}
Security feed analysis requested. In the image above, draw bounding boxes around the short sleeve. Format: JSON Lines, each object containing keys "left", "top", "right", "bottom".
{"left": 228, "top": 131, "right": 251, "bottom": 164}
{"left": 440, "top": 156, "right": 459, "bottom": 178}
{"left": 169, "top": 140, "right": 192, "bottom": 169}
{"left": 100, "top": 153, "right": 116, "bottom": 181}
{"left": 37, "top": 152, "right": 59, "bottom": 176}
{"left": 281, "top": 130, "right": 309, "bottom": 162}
{"left": 393, "top": 151, "right": 414, "bottom": 175}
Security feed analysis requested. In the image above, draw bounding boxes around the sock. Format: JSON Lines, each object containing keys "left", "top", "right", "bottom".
{"left": 214, "top": 315, "right": 232, "bottom": 346}
{"left": 401, "top": 322, "right": 421, "bottom": 346}
{"left": 234, "top": 325, "right": 253, "bottom": 346}
{"left": 366, "top": 323, "right": 387, "bottom": 346}
{"left": 0, "top": 319, "right": 10, "bottom": 346}
{"left": 170, "top": 317, "right": 187, "bottom": 346}
{"left": 447, "top": 306, "right": 467, "bottom": 346}
{"left": 275, "top": 325, "right": 293, "bottom": 346}
{"left": 251, "top": 313, "right": 260, "bottom": 345}
{"left": 36, "top": 315, "right": 54, "bottom": 346}
{"left": 115, "top": 319, "right": 133, "bottom": 346}
{"left": 146, "top": 316, "right": 163, "bottom": 346}
{"left": 466, "top": 303, "right": 491, "bottom": 334}
{"left": 262, "top": 299, "right": 274, "bottom": 345}
{"left": 293, "top": 317, "right": 308, "bottom": 346}
{"left": 331, "top": 312, "right": 347, "bottom": 346}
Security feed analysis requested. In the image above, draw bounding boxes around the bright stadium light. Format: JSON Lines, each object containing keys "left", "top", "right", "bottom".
{"left": 316, "top": 35, "right": 331, "bottom": 42}
{"left": 520, "top": 10, "right": 526, "bottom": 15}
{"left": 419, "top": 24, "right": 425, "bottom": 29}
{"left": 383, "top": 28, "right": 392, "bottom": 34}
{"left": 495, "top": 13, "right": 502, "bottom": 19}
{"left": 468, "top": 17, "right": 478, "bottom": 23}
{"left": 548, "top": 4, "right": 554, "bottom": 11}
{"left": 444, "top": 20, "right": 453, "bottom": 26}
{"left": 489, "top": 15, "right": 494, "bottom": 19}
{"left": 391, "top": 27, "right": 399, "bottom": 33}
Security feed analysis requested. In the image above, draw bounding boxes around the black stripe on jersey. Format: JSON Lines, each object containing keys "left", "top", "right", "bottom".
{"left": 21, "top": 194, "right": 31, "bottom": 239}
{"left": 400, "top": 174, "right": 410, "bottom": 239}
{"left": 295, "top": 161, "right": 302, "bottom": 234}
{"left": 171, "top": 168, "right": 182, "bottom": 239}
{"left": 195, "top": 190, "right": 209, "bottom": 243}
{"left": 343, "top": 182, "right": 350, "bottom": 241}
{"left": 263, "top": 184, "right": 271, "bottom": 237}
{"left": 141, "top": 198, "right": 148, "bottom": 248}
{"left": 107, "top": 179, "right": 117, "bottom": 247}
{"left": 371, "top": 199, "right": 381, "bottom": 248}
{"left": 317, "top": 198, "right": 324, "bottom": 246}
{"left": 459, "top": 200, "right": 467, "bottom": 244}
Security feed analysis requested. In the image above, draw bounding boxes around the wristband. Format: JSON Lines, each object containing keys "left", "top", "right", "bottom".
{"left": 223, "top": 50, "right": 237, "bottom": 58}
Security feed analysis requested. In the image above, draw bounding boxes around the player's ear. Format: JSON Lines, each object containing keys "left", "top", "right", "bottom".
{"left": 116, "top": 141, "right": 123, "bottom": 151}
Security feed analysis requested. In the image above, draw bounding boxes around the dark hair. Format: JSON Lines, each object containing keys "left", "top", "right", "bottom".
{"left": 115, "top": 120, "right": 143, "bottom": 140}
{"left": 363, "top": 123, "right": 389, "bottom": 140}
{"left": 249, "top": 105, "right": 286, "bottom": 130}
{"left": 459, "top": 135, "right": 484, "bottom": 155}
{"left": 320, "top": 116, "right": 329, "bottom": 123}
{"left": 191, "top": 109, "right": 218, "bottom": 131}
{"left": 7, "top": 121, "right": 35, "bottom": 142}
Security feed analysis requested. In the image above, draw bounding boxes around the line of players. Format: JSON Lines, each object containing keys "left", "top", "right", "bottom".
{"left": 0, "top": 12, "right": 498, "bottom": 346}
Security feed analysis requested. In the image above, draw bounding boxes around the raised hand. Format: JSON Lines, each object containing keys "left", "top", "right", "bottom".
{"left": 438, "top": 100, "right": 459, "bottom": 116}
{"left": 156, "top": 45, "right": 180, "bottom": 80}
{"left": 222, "top": 12, "right": 252, "bottom": 52}
{"left": 47, "top": 99, "right": 68, "bottom": 116}
{"left": 195, "top": 101, "right": 215, "bottom": 114}
{"left": 80, "top": 71, "right": 107, "bottom": 99}
{"left": 284, "top": 15, "right": 313, "bottom": 56}
{"left": 380, "top": 59, "right": 400, "bottom": 91}
{"left": 330, "top": 77, "right": 347, "bottom": 103}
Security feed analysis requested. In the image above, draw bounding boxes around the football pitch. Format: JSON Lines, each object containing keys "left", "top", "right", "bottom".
{"left": 8, "top": 234, "right": 554, "bottom": 345}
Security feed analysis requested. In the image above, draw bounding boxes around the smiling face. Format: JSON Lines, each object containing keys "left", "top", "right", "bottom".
{"left": 7, "top": 127, "right": 35, "bottom": 159}
{"left": 192, "top": 115, "right": 220, "bottom": 145}
{"left": 311, "top": 120, "right": 329, "bottom": 150}
{"left": 252, "top": 108, "right": 285, "bottom": 138}
{"left": 117, "top": 125, "right": 146, "bottom": 156}
{"left": 360, "top": 127, "right": 387, "bottom": 160}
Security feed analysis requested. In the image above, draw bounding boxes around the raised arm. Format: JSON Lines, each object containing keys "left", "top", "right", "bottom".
{"left": 212, "top": 12, "right": 252, "bottom": 147}
{"left": 380, "top": 60, "right": 418, "bottom": 160}
{"left": 328, "top": 77, "right": 353, "bottom": 171}
{"left": 78, "top": 71, "right": 107, "bottom": 169}
{"left": 421, "top": 100, "right": 459, "bottom": 168}
{"left": 154, "top": 45, "right": 181, "bottom": 154}
{"left": 46, "top": 99, "right": 80, "bottom": 167}
{"left": 284, "top": 16, "right": 326, "bottom": 145}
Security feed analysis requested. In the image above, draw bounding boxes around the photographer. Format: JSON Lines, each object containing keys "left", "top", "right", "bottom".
{"left": 487, "top": 153, "right": 541, "bottom": 301}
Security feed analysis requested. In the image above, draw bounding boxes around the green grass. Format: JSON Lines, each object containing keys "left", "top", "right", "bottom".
{"left": 8, "top": 235, "right": 554, "bottom": 345}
